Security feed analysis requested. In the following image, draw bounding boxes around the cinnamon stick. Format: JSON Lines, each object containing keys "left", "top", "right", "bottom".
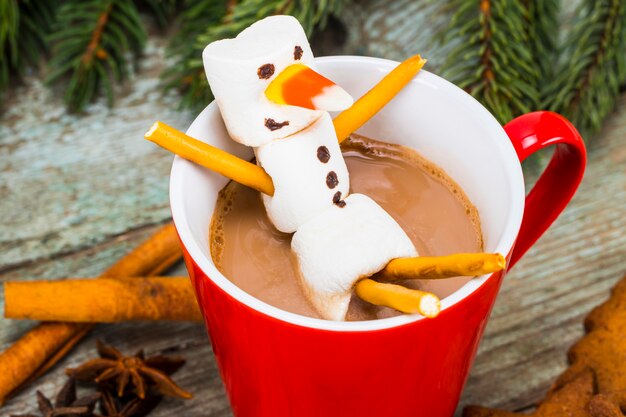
{"left": 4, "top": 277, "right": 201, "bottom": 322}
{"left": 0, "top": 222, "right": 182, "bottom": 406}
{"left": 0, "top": 324, "right": 85, "bottom": 406}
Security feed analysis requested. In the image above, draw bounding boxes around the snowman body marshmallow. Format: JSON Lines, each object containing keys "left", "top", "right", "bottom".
{"left": 203, "top": 15, "right": 417, "bottom": 321}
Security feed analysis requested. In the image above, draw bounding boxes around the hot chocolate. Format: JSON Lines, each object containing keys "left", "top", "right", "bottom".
{"left": 210, "top": 134, "right": 483, "bottom": 320}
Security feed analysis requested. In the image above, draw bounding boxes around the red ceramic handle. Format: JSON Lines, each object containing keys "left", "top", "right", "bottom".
{"left": 504, "top": 111, "right": 586, "bottom": 269}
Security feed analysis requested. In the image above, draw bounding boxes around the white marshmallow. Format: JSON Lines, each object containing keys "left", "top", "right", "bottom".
{"left": 203, "top": 16, "right": 322, "bottom": 147}
{"left": 291, "top": 194, "right": 418, "bottom": 320}
{"left": 312, "top": 84, "right": 354, "bottom": 111}
{"left": 256, "top": 113, "right": 349, "bottom": 233}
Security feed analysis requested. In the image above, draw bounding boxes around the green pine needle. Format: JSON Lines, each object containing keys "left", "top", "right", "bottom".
{"left": 2, "top": 0, "right": 625, "bottom": 138}
{"left": 46, "top": 0, "right": 146, "bottom": 112}
{"left": 543, "top": 0, "right": 626, "bottom": 136}
{"left": 525, "top": 0, "right": 560, "bottom": 85}
{"left": 0, "top": 0, "right": 56, "bottom": 94}
{"left": 440, "top": 0, "right": 541, "bottom": 124}
{"left": 0, "top": 0, "right": 19, "bottom": 92}
{"left": 163, "top": 0, "right": 348, "bottom": 111}
{"left": 161, "top": 0, "right": 229, "bottom": 112}
{"left": 135, "top": 0, "right": 179, "bottom": 28}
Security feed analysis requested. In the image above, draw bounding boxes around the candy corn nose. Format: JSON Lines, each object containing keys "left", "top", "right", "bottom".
{"left": 265, "top": 64, "right": 353, "bottom": 111}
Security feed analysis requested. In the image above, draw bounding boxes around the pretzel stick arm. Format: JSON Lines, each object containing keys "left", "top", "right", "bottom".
{"left": 355, "top": 279, "right": 441, "bottom": 318}
{"left": 333, "top": 54, "right": 427, "bottom": 143}
{"left": 380, "top": 253, "right": 506, "bottom": 280}
{"left": 145, "top": 121, "right": 275, "bottom": 196}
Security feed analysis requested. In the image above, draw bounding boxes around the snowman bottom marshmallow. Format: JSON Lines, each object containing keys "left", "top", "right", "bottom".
{"left": 291, "top": 193, "right": 418, "bottom": 320}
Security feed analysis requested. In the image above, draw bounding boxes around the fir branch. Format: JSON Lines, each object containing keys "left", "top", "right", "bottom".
{"left": 524, "top": 0, "right": 559, "bottom": 85}
{"left": 199, "top": 0, "right": 346, "bottom": 47}
{"left": 47, "top": 0, "right": 147, "bottom": 112}
{"left": 162, "top": 0, "right": 230, "bottom": 111}
{"left": 440, "top": 0, "right": 540, "bottom": 124}
{"left": 0, "top": 0, "right": 56, "bottom": 94}
{"left": 135, "top": 0, "right": 179, "bottom": 28}
{"left": 0, "top": 0, "right": 19, "bottom": 92}
{"left": 543, "top": 0, "right": 626, "bottom": 136}
{"left": 163, "top": 0, "right": 348, "bottom": 111}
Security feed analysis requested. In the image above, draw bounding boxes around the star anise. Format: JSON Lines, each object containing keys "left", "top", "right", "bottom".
{"left": 66, "top": 340, "right": 192, "bottom": 400}
{"left": 11, "top": 378, "right": 100, "bottom": 417}
{"left": 94, "top": 391, "right": 161, "bottom": 417}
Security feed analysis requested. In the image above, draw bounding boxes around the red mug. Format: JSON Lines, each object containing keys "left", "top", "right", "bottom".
{"left": 170, "top": 56, "right": 586, "bottom": 417}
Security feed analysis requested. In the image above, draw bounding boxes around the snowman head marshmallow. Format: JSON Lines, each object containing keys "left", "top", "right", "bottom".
{"left": 202, "top": 15, "right": 353, "bottom": 147}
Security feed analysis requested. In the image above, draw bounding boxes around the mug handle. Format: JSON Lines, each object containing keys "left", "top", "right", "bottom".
{"left": 504, "top": 111, "right": 587, "bottom": 269}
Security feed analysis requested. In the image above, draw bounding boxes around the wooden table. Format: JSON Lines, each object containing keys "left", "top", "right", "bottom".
{"left": 1, "top": 3, "right": 625, "bottom": 415}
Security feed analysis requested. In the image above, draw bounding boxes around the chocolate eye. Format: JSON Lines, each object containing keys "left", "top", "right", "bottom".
{"left": 294, "top": 46, "right": 303, "bottom": 60}
{"left": 258, "top": 63, "right": 275, "bottom": 79}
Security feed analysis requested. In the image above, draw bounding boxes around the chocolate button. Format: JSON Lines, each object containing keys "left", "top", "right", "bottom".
{"left": 257, "top": 63, "right": 275, "bottom": 79}
{"left": 317, "top": 146, "right": 330, "bottom": 163}
{"left": 326, "top": 171, "right": 339, "bottom": 189}
{"left": 294, "top": 45, "right": 303, "bottom": 60}
{"left": 333, "top": 191, "right": 346, "bottom": 208}
{"left": 264, "top": 118, "right": 289, "bottom": 131}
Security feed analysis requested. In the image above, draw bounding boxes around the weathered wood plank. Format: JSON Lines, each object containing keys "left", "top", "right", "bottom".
{"left": 0, "top": 38, "right": 192, "bottom": 270}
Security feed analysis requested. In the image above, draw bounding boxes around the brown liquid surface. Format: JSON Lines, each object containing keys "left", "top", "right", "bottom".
{"left": 210, "top": 135, "right": 483, "bottom": 320}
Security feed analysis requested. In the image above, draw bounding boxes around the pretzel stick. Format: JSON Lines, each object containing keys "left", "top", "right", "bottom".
{"left": 333, "top": 54, "right": 427, "bottom": 143}
{"left": 145, "top": 121, "right": 275, "bottom": 196}
{"left": 144, "top": 126, "right": 505, "bottom": 282}
{"left": 379, "top": 253, "right": 506, "bottom": 281}
{"left": 355, "top": 279, "right": 440, "bottom": 318}
{"left": 144, "top": 125, "right": 507, "bottom": 280}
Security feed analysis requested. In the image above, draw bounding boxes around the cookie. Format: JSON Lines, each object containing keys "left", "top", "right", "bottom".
{"left": 587, "top": 395, "right": 624, "bottom": 417}
{"left": 463, "top": 369, "right": 597, "bottom": 417}
{"left": 552, "top": 277, "right": 626, "bottom": 411}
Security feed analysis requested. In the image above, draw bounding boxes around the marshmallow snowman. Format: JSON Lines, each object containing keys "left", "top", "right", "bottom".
{"left": 203, "top": 15, "right": 417, "bottom": 320}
